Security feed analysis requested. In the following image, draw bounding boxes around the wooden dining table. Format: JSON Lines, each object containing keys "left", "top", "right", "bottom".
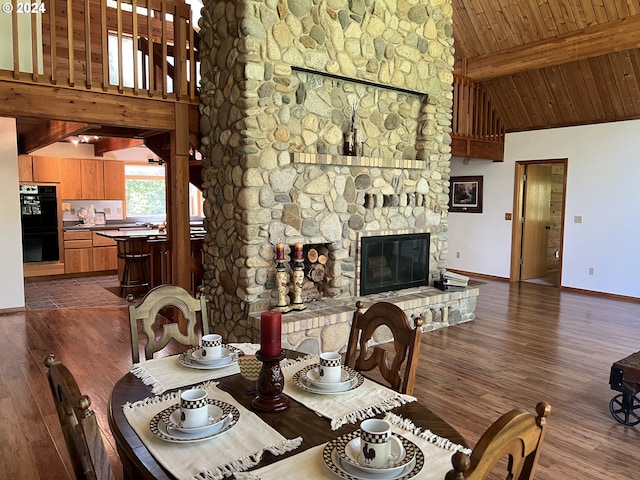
{"left": 108, "top": 352, "right": 468, "bottom": 480}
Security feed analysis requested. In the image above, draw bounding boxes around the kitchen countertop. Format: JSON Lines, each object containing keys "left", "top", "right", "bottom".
{"left": 63, "top": 222, "right": 205, "bottom": 232}
{"left": 95, "top": 228, "right": 205, "bottom": 240}
{"left": 63, "top": 222, "right": 148, "bottom": 231}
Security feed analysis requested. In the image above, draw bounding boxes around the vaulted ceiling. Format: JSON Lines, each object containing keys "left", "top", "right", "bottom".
{"left": 452, "top": 0, "right": 640, "bottom": 132}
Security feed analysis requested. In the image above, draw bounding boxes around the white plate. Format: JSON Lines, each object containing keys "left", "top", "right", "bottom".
{"left": 179, "top": 345, "right": 241, "bottom": 370}
{"left": 150, "top": 399, "right": 239, "bottom": 443}
{"left": 322, "top": 431, "right": 424, "bottom": 480}
{"left": 189, "top": 347, "right": 235, "bottom": 366}
{"left": 293, "top": 364, "right": 364, "bottom": 394}
{"left": 336, "top": 449, "right": 417, "bottom": 480}
{"left": 305, "top": 366, "right": 357, "bottom": 390}
{"left": 162, "top": 403, "right": 224, "bottom": 433}
{"left": 338, "top": 433, "right": 415, "bottom": 475}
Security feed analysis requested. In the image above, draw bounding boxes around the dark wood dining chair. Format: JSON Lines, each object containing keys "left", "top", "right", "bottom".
{"left": 44, "top": 354, "right": 115, "bottom": 480}
{"left": 445, "top": 401, "right": 551, "bottom": 480}
{"left": 128, "top": 284, "right": 210, "bottom": 363}
{"left": 345, "top": 300, "right": 423, "bottom": 395}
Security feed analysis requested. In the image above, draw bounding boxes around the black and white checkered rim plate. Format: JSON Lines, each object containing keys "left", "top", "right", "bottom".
{"left": 293, "top": 364, "right": 364, "bottom": 394}
{"left": 179, "top": 344, "right": 242, "bottom": 370}
{"left": 149, "top": 398, "right": 239, "bottom": 443}
{"left": 337, "top": 429, "right": 416, "bottom": 473}
{"left": 323, "top": 430, "right": 424, "bottom": 480}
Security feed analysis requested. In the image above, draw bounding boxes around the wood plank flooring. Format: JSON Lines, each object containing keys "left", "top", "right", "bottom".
{"left": 1, "top": 278, "right": 639, "bottom": 479}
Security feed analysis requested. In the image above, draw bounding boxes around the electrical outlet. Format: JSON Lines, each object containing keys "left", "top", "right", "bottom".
{"left": 588, "top": 267, "right": 595, "bottom": 276}
{"left": 104, "top": 207, "right": 111, "bottom": 214}
{"left": 574, "top": 215, "right": 583, "bottom": 224}
{"left": 456, "top": 252, "right": 461, "bottom": 258}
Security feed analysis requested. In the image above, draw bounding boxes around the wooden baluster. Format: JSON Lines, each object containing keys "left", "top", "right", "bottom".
{"left": 132, "top": 0, "right": 139, "bottom": 95}
{"left": 49, "top": 0, "right": 57, "bottom": 84}
{"left": 116, "top": 0, "right": 123, "bottom": 93}
{"left": 147, "top": 1, "right": 154, "bottom": 95}
{"left": 30, "top": 11, "right": 38, "bottom": 81}
{"left": 100, "top": 0, "right": 108, "bottom": 91}
{"left": 66, "top": 0, "right": 74, "bottom": 86}
{"left": 188, "top": 10, "right": 195, "bottom": 101}
{"left": 84, "top": 0, "right": 92, "bottom": 89}
{"left": 12, "top": 0, "right": 19, "bottom": 78}
{"left": 161, "top": 1, "right": 168, "bottom": 98}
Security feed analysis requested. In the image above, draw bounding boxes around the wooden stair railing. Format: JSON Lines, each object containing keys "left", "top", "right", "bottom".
{"left": 451, "top": 74, "right": 505, "bottom": 161}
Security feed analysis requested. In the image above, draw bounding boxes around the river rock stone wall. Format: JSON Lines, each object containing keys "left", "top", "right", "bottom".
{"left": 198, "top": 0, "right": 455, "bottom": 341}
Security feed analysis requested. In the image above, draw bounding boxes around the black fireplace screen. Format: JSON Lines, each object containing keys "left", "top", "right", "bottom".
{"left": 359, "top": 233, "right": 430, "bottom": 296}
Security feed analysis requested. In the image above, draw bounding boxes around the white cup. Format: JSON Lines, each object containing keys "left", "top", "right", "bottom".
{"left": 358, "top": 419, "right": 403, "bottom": 468}
{"left": 319, "top": 352, "right": 342, "bottom": 383}
{"left": 179, "top": 388, "right": 209, "bottom": 428}
{"left": 201, "top": 334, "right": 222, "bottom": 358}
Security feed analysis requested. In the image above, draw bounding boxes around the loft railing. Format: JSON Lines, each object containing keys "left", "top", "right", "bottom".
{"left": 0, "top": 0, "right": 198, "bottom": 102}
{"left": 452, "top": 74, "right": 505, "bottom": 160}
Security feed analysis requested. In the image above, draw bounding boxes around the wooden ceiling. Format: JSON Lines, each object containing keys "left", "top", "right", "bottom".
{"left": 452, "top": 0, "right": 640, "bottom": 132}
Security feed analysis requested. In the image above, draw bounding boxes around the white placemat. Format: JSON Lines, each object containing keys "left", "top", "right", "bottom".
{"left": 234, "top": 412, "right": 471, "bottom": 480}
{"left": 281, "top": 355, "right": 416, "bottom": 429}
{"left": 130, "top": 343, "right": 260, "bottom": 395}
{"left": 122, "top": 381, "right": 302, "bottom": 480}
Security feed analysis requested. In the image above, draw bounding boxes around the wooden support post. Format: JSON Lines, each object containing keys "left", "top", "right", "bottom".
{"left": 168, "top": 103, "right": 191, "bottom": 295}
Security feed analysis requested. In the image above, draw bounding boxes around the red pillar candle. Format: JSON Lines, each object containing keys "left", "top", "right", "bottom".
{"left": 275, "top": 243, "right": 285, "bottom": 260}
{"left": 260, "top": 311, "right": 282, "bottom": 357}
{"left": 294, "top": 243, "right": 304, "bottom": 260}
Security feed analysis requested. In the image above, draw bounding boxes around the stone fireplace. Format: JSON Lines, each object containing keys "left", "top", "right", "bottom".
{"left": 198, "top": 0, "right": 471, "bottom": 345}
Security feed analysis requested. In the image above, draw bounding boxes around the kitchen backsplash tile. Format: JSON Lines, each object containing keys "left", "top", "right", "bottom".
{"left": 62, "top": 200, "right": 124, "bottom": 221}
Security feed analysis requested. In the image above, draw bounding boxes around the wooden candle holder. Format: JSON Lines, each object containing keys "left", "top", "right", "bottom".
{"left": 251, "top": 350, "right": 289, "bottom": 413}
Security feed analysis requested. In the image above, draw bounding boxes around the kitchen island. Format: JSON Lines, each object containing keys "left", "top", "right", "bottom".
{"left": 96, "top": 228, "right": 205, "bottom": 297}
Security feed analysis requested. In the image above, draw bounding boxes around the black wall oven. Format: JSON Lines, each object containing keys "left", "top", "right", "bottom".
{"left": 19, "top": 185, "right": 60, "bottom": 263}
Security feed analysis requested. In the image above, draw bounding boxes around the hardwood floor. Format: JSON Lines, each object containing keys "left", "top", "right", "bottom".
{"left": 1, "top": 278, "right": 639, "bottom": 479}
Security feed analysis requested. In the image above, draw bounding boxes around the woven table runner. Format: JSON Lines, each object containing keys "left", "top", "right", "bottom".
{"left": 122, "top": 381, "right": 302, "bottom": 480}
{"left": 130, "top": 343, "right": 260, "bottom": 395}
{"left": 281, "top": 355, "right": 416, "bottom": 430}
{"left": 234, "top": 412, "right": 471, "bottom": 480}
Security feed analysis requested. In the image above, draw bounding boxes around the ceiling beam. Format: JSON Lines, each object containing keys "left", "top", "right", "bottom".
{"left": 21, "top": 120, "right": 92, "bottom": 154}
{"left": 0, "top": 82, "right": 176, "bottom": 131}
{"left": 93, "top": 137, "right": 144, "bottom": 156}
{"left": 460, "top": 14, "right": 640, "bottom": 81}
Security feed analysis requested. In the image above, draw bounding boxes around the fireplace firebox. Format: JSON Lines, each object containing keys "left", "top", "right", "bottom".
{"left": 359, "top": 233, "right": 430, "bottom": 296}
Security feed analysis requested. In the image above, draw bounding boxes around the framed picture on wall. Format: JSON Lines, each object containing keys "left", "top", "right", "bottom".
{"left": 449, "top": 176, "right": 483, "bottom": 213}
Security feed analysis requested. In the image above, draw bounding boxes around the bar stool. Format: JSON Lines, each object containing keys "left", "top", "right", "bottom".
{"left": 117, "top": 237, "right": 151, "bottom": 298}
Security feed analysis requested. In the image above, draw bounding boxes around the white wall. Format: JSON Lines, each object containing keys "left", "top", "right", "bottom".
{"left": 0, "top": 118, "right": 25, "bottom": 309}
{"left": 447, "top": 119, "right": 640, "bottom": 298}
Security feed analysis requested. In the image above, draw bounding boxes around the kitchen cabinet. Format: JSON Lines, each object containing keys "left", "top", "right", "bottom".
{"left": 63, "top": 230, "right": 93, "bottom": 273}
{"left": 103, "top": 160, "right": 125, "bottom": 200}
{"left": 60, "top": 158, "right": 124, "bottom": 201}
{"left": 60, "top": 158, "right": 82, "bottom": 199}
{"left": 92, "top": 232, "right": 118, "bottom": 271}
{"left": 18, "top": 156, "right": 61, "bottom": 183}
{"left": 80, "top": 159, "right": 105, "bottom": 199}
{"left": 63, "top": 230, "right": 120, "bottom": 273}
{"left": 18, "top": 155, "right": 33, "bottom": 182}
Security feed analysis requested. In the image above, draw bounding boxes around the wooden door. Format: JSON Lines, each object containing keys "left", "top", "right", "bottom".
{"left": 18, "top": 155, "right": 33, "bottom": 182}
{"left": 81, "top": 159, "right": 105, "bottom": 199}
{"left": 32, "top": 156, "right": 61, "bottom": 183}
{"left": 521, "top": 164, "right": 552, "bottom": 280}
{"left": 103, "top": 160, "right": 125, "bottom": 200}
{"left": 60, "top": 158, "right": 82, "bottom": 199}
